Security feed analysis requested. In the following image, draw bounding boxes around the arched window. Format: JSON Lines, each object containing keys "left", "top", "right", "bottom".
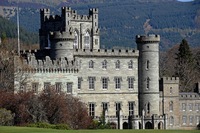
{"left": 169, "top": 101, "right": 173, "bottom": 112}
{"left": 89, "top": 60, "right": 94, "bottom": 68}
{"left": 84, "top": 31, "right": 90, "bottom": 49}
{"left": 102, "top": 60, "right": 107, "bottom": 69}
{"left": 74, "top": 31, "right": 78, "bottom": 49}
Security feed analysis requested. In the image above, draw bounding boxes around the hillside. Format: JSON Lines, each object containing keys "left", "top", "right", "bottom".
{"left": 0, "top": 0, "right": 199, "bottom": 50}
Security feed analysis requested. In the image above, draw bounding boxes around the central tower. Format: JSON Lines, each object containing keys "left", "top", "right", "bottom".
{"left": 136, "top": 35, "right": 160, "bottom": 116}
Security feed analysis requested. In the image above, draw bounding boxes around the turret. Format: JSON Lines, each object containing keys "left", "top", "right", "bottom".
{"left": 61, "top": 7, "right": 72, "bottom": 32}
{"left": 136, "top": 34, "right": 160, "bottom": 116}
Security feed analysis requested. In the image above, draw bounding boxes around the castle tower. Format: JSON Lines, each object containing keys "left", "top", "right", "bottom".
{"left": 136, "top": 34, "right": 160, "bottom": 116}
{"left": 89, "top": 8, "right": 100, "bottom": 49}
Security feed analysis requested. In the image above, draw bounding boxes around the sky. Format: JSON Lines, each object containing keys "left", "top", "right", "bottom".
{"left": 177, "top": 0, "right": 194, "bottom": 2}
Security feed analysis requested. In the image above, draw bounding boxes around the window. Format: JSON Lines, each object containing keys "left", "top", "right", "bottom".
{"left": 32, "top": 82, "right": 39, "bottom": 93}
{"left": 182, "top": 116, "right": 187, "bottom": 125}
{"left": 128, "top": 102, "right": 134, "bottom": 116}
{"left": 95, "top": 39, "right": 98, "bottom": 45}
{"left": 169, "top": 116, "right": 174, "bottom": 125}
{"left": 146, "top": 77, "right": 150, "bottom": 90}
{"left": 128, "top": 60, "right": 133, "bottom": 69}
{"left": 55, "top": 82, "right": 62, "bottom": 93}
{"left": 127, "top": 77, "right": 134, "bottom": 89}
{"left": 88, "top": 77, "right": 95, "bottom": 90}
{"left": 78, "top": 77, "right": 82, "bottom": 90}
{"left": 146, "top": 60, "right": 150, "bottom": 69}
{"left": 115, "top": 77, "right": 122, "bottom": 89}
{"left": 189, "top": 116, "right": 193, "bottom": 125}
{"left": 44, "top": 82, "right": 50, "bottom": 92}
{"left": 169, "top": 101, "right": 173, "bottom": 112}
{"left": 84, "top": 31, "right": 90, "bottom": 49}
{"left": 102, "top": 77, "right": 108, "bottom": 89}
{"left": 195, "top": 103, "right": 200, "bottom": 111}
{"left": 102, "top": 60, "right": 107, "bottom": 69}
{"left": 89, "top": 103, "right": 95, "bottom": 117}
{"left": 189, "top": 103, "right": 193, "bottom": 111}
{"left": 170, "top": 87, "right": 173, "bottom": 94}
{"left": 182, "top": 103, "right": 186, "bottom": 111}
{"left": 147, "top": 102, "right": 150, "bottom": 114}
{"left": 115, "top": 60, "right": 120, "bottom": 69}
{"left": 116, "top": 102, "right": 121, "bottom": 116}
{"left": 102, "top": 102, "right": 108, "bottom": 111}
{"left": 67, "top": 83, "right": 73, "bottom": 93}
{"left": 89, "top": 60, "right": 94, "bottom": 68}
{"left": 19, "top": 83, "right": 26, "bottom": 92}
{"left": 74, "top": 31, "right": 78, "bottom": 49}
{"left": 196, "top": 116, "right": 200, "bottom": 125}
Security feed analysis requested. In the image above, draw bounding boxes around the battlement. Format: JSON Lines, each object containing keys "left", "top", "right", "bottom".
{"left": 161, "top": 77, "right": 179, "bottom": 84}
{"left": 136, "top": 34, "right": 160, "bottom": 43}
{"left": 74, "top": 49, "right": 139, "bottom": 57}
{"left": 16, "top": 55, "right": 78, "bottom": 73}
{"left": 89, "top": 8, "right": 98, "bottom": 15}
{"left": 49, "top": 31, "right": 74, "bottom": 40}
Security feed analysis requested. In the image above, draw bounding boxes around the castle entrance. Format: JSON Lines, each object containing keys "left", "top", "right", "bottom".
{"left": 145, "top": 122, "right": 153, "bottom": 129}
{"left": 123, "top": 122, "right": 128, "bottom": 129}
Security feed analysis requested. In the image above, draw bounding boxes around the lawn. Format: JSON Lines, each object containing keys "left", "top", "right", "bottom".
{"left": 0, "top": 126, "right": 200, "bottom": 133}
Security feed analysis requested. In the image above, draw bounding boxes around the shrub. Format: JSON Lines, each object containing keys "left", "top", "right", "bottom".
{"left": 27, "top": 122, "right": 54, "bottom": 129}
{"left": 53, "top": 124, "right": 70, "bottom": 130}
{"left": 0, "top": 108, "right": 14, "bottom": 126}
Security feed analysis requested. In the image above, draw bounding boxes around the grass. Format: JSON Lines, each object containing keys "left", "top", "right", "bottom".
{"left": 0, "top": 126, "right": 200, "bottom": 133}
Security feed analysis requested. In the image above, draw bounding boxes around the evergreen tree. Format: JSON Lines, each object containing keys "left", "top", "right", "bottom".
{"left": 175, "top": 39, "right": 196, "bottom": 92}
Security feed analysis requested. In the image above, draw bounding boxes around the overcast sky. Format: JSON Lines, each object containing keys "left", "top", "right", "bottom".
{"left": 177, "top": 0, "right": 194, "bottom": 2}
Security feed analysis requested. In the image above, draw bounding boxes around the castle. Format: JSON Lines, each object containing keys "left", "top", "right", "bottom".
{"left": 14, "top": 7, "right": 200, "bottom": 130}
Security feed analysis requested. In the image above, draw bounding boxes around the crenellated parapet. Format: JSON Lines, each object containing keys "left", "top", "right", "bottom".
{"left": 161, "top": 77, "right": 179, "bottom": 84}
{"left": 16, "top": 55, "right": 78, "bottom": 73}
{"left": 136, "top": 34, "right": 160, "bottom": 43}
{"left": 49, "top": 31, "right": 74, "bottom": 41}
{"left": 74, "top": 48, "right": 139, "bottom": 57}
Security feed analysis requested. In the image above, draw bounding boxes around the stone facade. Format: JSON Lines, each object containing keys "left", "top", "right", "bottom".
{"left": 14, "top": 7, "right": 200, "bottom": 130}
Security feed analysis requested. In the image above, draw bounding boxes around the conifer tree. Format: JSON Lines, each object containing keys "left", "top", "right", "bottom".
{"left": 175, "top": 39, "right": 196, "bottom": 92}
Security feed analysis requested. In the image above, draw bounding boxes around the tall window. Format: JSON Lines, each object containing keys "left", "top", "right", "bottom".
{"left": 196, "top": 116, "right": 200, "bottom": 125}
{"left": 78, "top": 77, "right": 82, "bottom": 90}
{"left": 102, "top": 60, "right": 107, "bottom": 69}
{"left": 146, "top": 60, "right": 150, "bottom": 69}
{"left": 189, "top": 103, "right": 193, "bottom": 111}
{"left": 128, "top": 60, "right": 133, "bottom": 69}
{"left": 169, "top": 101, "right": 173, "bottom": 112}
{"left": 182, "top": 116, "right": 187, "bottom": 125}
{"left": 74, "top": 31, "right": 78, "bottom": 49}
{"left": 146, "top": 77, "right": 150, "bottom": 90}
{"left": 89, "top": 103, "right": 95, "bottom": 117}
{"left": 67, "top": 83, "right": 73, "bottom": 93}
{"left": 88, "top": 77, "right": 95, "bottom": 90}
{"left": 102, "top": 102, "right": 108, "bottom": 111}
{"left": 182, "top": 103, "right": 186, "bottom": 111}
{"left": 89, "top": 60, "right": 94, "bottom": 68}
{"left": 32, "top": 82, "right": 39, "bottom": 93}
{"left": 189, "top": 116, "right": 193, "bottom": 125}
{"left": 147, "top": 102, "right": 150, "bottom": 114}
{"left": 128, "top": 77, "right": 134, "bottom": 89}
{"left": 195, "top": 103, "right": 200, "bottom": 111}
{"left": 102, "top": 77, "right": 108, "bottom": 89}
{"left": 169, "top": 116, "right": 174, "bottom": 125}
{"left": 55, "top": 82, "right": 62, "bottom": 93}
{"left": 116, "top": 102, "right": 121, "bottom": 116}
{"left": 44, "top": 82, "right": 50, "bottom": 92}
{"left": 115, "top": 77, "right": 122, "bottom": 89}
{"left": 115, "top": 60, "right": 120, "bottom": 69}
{"left": 128, "top": 102, "right": 134, "bottom": 116}
{"left": 170, "top": 87, "right": 173, "bottom": 94}
{"left": 84, "top": 31, "right": 90, "bottom": 49}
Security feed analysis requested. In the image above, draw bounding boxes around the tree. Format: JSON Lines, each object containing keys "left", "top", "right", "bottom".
{"left": 175, "top": 39, "right": 197, "bottom": 92}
